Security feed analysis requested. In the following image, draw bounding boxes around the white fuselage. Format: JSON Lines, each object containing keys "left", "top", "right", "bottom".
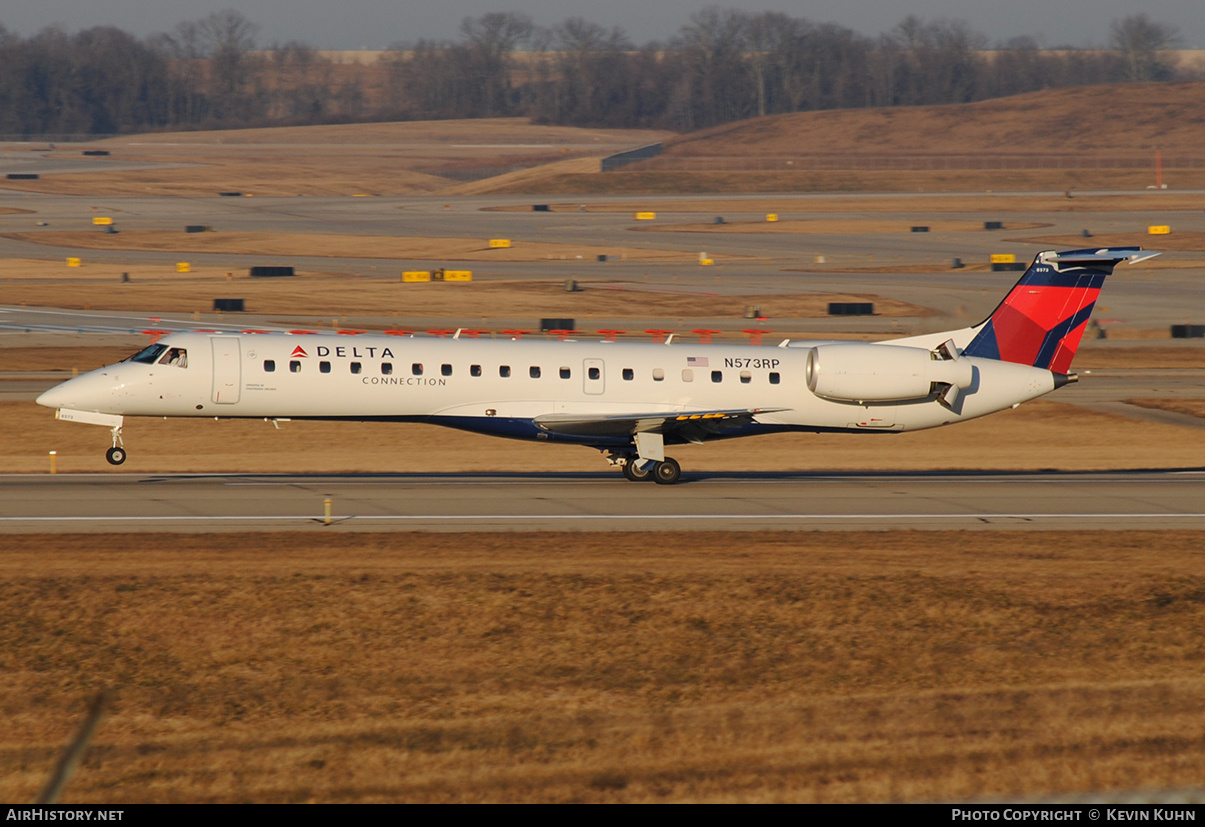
{"left": 37, "top": 331, "right": 1060, "bottom": 448}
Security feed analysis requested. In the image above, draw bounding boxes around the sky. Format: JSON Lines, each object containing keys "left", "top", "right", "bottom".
{"left": 3, "top": 0, "right": 1203, "bottom": 50}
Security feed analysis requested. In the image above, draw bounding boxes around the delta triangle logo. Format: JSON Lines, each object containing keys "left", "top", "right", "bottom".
{"left": 290, "top": 346, "right": 309, "bottom": 358}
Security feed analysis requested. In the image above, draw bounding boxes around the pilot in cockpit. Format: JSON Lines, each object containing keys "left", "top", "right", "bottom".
{"left": 161, "top": 347, "right": 188, "bottom": 368}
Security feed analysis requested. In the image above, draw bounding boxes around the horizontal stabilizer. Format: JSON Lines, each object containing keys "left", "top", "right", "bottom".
{"left": 1045, "top": 247, "right": 1160, "bottom": 270}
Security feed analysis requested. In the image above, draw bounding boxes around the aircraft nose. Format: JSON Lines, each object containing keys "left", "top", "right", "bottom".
{"left": 36, "top": 370, "right": 122, "bottom": 411}
{"left": 36, "top": 382, "right": 73, "bottom": 409}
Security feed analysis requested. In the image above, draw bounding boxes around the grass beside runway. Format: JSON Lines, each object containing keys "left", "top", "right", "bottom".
{"left": 3, "top": 529, "right": 1205, "bottom": 802}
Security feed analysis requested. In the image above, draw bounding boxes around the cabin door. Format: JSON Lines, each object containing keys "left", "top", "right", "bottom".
{"left": 210, "top": 337, "right": 241, "bottom": 404}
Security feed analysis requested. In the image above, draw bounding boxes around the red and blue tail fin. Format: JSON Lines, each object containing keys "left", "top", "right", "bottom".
{"left": 962, "top": 248, "right": 1157, "bottom": 374}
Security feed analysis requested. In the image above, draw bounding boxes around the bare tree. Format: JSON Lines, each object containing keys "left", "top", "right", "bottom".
{"left": 543, "top": 18, "right": 632, "bottom": 124}
{"left": 744, "top": 12, "right": 798, "bottom": 118}
{"left": 459, "top": 12, "right": 534, "bottom": 116}
{"left": 1110, "top": 14, "right": 1180, "bottom": 82}
{"left": 197, "top": 9, "right": 260, "bottom": 120}
{"left": 672, "top": 7, "right": 753, "bottom": 129}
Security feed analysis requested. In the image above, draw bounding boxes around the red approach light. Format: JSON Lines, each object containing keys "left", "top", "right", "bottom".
{"left": 290, "top": 346, "right": 309, "bottom": 358}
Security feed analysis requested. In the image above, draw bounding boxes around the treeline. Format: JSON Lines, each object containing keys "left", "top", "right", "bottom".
{"left": 0, "top": 9, "right": 1190, "bottom": 136}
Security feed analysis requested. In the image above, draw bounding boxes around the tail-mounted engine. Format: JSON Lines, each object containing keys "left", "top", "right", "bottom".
{"left": 805, "top": 341, "right": 974, "bottom": 409}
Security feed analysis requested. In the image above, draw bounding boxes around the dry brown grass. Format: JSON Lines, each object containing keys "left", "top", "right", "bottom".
{"left": 478, "top": 168, "right": 1205, "bottom": 195}
{"left": 634, "top": 219, "right": 1049, "bottom": 235}
{"left": 0, "top": 273, "right": 920, "bottom": 320}
{"left": 4, "top": 529, "right": 1205, "bottom": 802}
{"left": 661, "top": 84, "right": 1205, "bottom": 157}
{"left": 484, "top": 193, "right": 1205, "bottom": 214}
{"left": 2, "top": 230, "right": 741, "bottom": 264}
{"left": 95, "top": 118, "right": 666, "bottom": 148}
{"left": 0, "top": 120, "right": 669, "bottom": 197}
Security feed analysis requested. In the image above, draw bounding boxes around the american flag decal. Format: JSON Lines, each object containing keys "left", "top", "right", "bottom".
{"left": 687, "top": 356, "right": 709, "bottom": 367}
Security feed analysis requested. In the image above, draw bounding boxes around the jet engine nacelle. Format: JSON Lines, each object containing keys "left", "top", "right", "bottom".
{"left": 805, "top": 344, "right": 974, "bottom": 403}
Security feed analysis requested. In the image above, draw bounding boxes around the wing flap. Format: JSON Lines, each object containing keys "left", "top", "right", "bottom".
{"left": 533, "top": 407, "right": 789, "bottom": 439}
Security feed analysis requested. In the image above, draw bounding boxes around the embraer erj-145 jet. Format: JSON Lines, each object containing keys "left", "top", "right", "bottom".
{"left": 37, "top": 247, "right": 1155, "bottom": 484}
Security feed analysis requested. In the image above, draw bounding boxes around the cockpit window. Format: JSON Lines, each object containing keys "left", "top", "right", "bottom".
{"left": 126, "top": 344, "right": 168, "bottom": 364}
{"left": 158, "top": 347, "right": 188, "bottom": 368}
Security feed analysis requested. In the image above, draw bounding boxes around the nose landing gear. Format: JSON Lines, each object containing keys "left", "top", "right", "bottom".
{"left": 105, "top": 424, "right": 126, "bottom": 465}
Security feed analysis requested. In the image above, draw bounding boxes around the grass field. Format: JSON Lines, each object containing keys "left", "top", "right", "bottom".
{"left": 0, "top": 272, "right": 920, "bottom": 321}
{"left": 4, "top": 530, "right": 1205, "bottom": 803}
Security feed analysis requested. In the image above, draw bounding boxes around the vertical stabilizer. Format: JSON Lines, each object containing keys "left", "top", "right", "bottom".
{"left": 962, "top": 247, "right": 1157, "bottom": 373}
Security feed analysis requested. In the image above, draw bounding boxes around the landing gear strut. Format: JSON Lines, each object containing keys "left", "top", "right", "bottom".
{"left": 106, "top": 424, "right": 126, "bottom": 465}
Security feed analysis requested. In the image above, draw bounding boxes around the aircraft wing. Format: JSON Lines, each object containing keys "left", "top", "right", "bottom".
{"left": 533, "top": 407, "right": 789, "bottom": 442}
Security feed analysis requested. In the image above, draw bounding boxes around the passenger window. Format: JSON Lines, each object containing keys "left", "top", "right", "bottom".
{"left": 412, "top": 363, "right": 423, "bottom": 376}
{"left": 350, "top": 362, "right": 361, "bottom": 375}
{"left": 711, "top": 371, "right": 723, "bottom": 383}
{"left": 264, "top": 360, "right": 276, "bottom": 373}
{"left": 500, "top": 366, "right": 511, "bottom": 378}
{"left": 740, "top": 371, "right": 751, "bottom": 384}
{"left": 530, "top": 366, "right": 541, "bottom": 379}
{"left": 623, "top": 368, "right": 634, "bottom": 381}
{"left": 559, "top": 367, "right": 571, "bottom": 379}
{"left": 588, "top": 367, "right": 600, "bottom": 380}
{"left": 442, "top": 364, "right": 453, "bottom": 376}
{"left": 290, "top": 361, "right": 301, "bottom": 373}
{"left": 319, "top": 361, "right": 331, "bottom": 374}
{"left": 769, "top": 372, "right": 781, "bottom": 385}
{"left": 382, "top": 362, "right": 393, "bottom": 375}
{"left": 652, "top": 368, "right": 665, "bottom": 382}
{"left": 682, "top": 369, "right": 694, "bottom": 382}
{"left": 471, "top": 364, "right": 482, "bottom": 377}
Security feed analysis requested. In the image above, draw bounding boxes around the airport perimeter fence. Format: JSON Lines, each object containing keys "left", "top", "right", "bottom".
{"left": 625, "top": 154, "right": 1205, "bottom": 172}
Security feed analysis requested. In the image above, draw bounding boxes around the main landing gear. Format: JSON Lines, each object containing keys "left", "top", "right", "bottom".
{"left": 618, "top": 455, "right": 681, "bottom": 485}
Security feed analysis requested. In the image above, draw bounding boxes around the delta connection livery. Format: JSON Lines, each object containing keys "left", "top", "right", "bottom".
{"left": 37, "top": 248, "right": 1155, "bottom": 484}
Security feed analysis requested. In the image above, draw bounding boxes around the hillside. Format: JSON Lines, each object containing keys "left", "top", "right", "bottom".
{"left": 473, "top": 83, "right": 1205, "bottom": 193}
{"left": 660, "top": 83, "right": 1205, "bottom": 157}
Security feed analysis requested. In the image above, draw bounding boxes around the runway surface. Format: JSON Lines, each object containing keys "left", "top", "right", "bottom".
{"left": 3, "top": 470, "right": 1204, "bottom": 533}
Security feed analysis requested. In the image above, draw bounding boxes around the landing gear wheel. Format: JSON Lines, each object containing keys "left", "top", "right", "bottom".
{"left": 105, "top": 447, "right": 127, "bottom": 466}
{"left": 652, "top": 457, "right": 681, "bottom": 485}
{"left": 622, "top": 458, "right": 653, "bottom": 482}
